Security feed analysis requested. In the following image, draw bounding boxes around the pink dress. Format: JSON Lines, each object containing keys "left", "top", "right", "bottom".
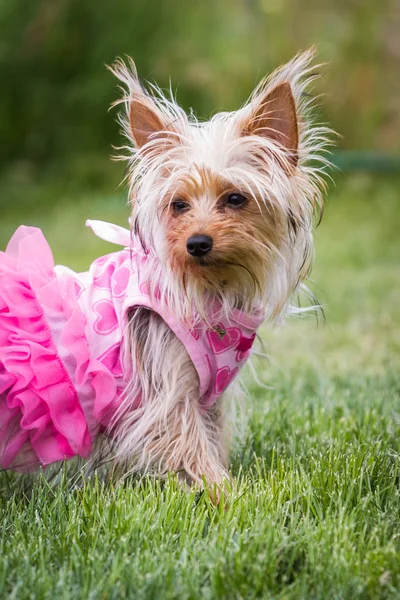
{"left": 0, "top": 220, "right": 264, "bottom": 471}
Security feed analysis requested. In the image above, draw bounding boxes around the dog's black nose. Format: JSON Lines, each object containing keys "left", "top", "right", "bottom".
{"left": 186, "top": 234, "right": 213, "bottom": 257}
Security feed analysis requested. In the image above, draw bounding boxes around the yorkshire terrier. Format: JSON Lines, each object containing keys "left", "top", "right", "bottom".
{"left": 0, "top": 49, "right": 329, "bottom": 495}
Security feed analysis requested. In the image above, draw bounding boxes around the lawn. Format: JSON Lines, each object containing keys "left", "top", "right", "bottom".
{"left": 0, "top": 174, "right": 399, "bottom": 599}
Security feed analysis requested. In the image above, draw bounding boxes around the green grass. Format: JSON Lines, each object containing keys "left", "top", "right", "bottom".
{"left": 1, "top": 174, "right": 399, "bottom": 599}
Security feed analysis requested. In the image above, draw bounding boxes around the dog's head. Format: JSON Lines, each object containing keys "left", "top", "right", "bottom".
{"left": 111, "top": 49, "right": 331, "bottom": 320}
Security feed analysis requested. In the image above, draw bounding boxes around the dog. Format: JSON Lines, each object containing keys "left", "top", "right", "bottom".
{"left": 0, "top": 48, "right": 330, "bottom": 495}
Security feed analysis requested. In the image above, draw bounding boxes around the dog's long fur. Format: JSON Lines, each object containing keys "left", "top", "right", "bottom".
{"left": 110, "top": 308, "right": 232, "bottom": 487}
{"left": 101, "top": 48, "right": 331, "bottom": 492}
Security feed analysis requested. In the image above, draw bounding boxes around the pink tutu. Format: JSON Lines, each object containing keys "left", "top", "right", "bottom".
{"left": 0, "top": 227, "right": 93, "bottom": 471}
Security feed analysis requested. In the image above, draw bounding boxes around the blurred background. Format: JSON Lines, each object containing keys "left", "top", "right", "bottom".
{"left": 0, "top": 0, "right": 399, "bottom": 192}
{"left": 0, "top": 0, "right": 399, "bottom": 377}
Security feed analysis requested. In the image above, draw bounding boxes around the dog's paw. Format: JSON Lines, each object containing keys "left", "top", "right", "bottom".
{"left": 185, "top": 465, "right": 231, "bottom": 505}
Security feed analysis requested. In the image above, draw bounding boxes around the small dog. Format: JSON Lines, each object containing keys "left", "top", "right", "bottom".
{"left": 0, "top": 49, "right": 329, "bottom": 493}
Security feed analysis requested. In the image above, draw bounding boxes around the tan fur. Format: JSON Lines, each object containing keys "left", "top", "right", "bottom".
{"left": 109, "top": 308, "right": 231, "bottom": 496}
{"left": 105, "top": 49, "right": 332, "bottom": 497}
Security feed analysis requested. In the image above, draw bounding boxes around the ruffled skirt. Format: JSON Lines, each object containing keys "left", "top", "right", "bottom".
{"left": 0, "top": 227, "right": 93, "bottom": 471}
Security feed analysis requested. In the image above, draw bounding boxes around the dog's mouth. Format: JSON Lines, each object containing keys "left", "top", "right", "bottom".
{"left": 183, "top": 255, "right": 223, "bottom": 282}
{"left": 197, "top": 257, "right": 212, "bottom": 267}
{"left": 188, "top": 255, "right": 214, "bottom": 268}
{"left": 186, "top": 255, "right": 233, "bottom": 285}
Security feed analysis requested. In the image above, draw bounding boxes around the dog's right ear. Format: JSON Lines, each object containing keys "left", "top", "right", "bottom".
{"left": 110, "top": 58, "right": 180, "bottom": 150}
{"left": 129, "top": 99, "right": 166, "bottom": 148}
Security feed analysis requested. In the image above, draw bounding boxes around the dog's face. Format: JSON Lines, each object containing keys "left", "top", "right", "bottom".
{"left": 164, "top": 166, "right": 277, "bottom": 298}
{"left": 112, "top": 51, "right": 329, "bottom": 318}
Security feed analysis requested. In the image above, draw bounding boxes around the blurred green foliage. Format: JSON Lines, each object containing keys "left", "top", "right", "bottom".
{"left": 0, "top": 0, "right": 398, "bottom": 188}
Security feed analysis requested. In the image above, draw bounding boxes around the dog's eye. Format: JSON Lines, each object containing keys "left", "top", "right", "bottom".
{"left": 226, "top": 193, "right": 247, "bottom": 208}
{"left": 172, "top": 200, "right": 190, "bottom": 214}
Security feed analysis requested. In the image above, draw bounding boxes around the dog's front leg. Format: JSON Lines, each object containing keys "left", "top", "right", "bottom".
{"left": 163, "top": 391, "right": 230, "bottom": 495}
{"left": 114, "top": 309, "right": 230, "bottom": 495}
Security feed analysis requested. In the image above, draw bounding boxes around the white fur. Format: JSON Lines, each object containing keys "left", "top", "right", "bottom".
{"left": 103, "top": 49, "right": 332, "bottom": 494}
{"left": 110, "top": 48, "right": 332, "bottom": 321}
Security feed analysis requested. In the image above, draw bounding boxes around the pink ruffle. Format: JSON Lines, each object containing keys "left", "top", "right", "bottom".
{"left": 58, "top": 297, "right": 119, "bottom": 428}
{"left": 0, "top": 227, "right": 92, "bottom": 471}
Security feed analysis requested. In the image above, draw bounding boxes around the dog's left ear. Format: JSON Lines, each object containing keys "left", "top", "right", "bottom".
{"left": 243, "top": 82, "right": 299, "bottom": 169}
